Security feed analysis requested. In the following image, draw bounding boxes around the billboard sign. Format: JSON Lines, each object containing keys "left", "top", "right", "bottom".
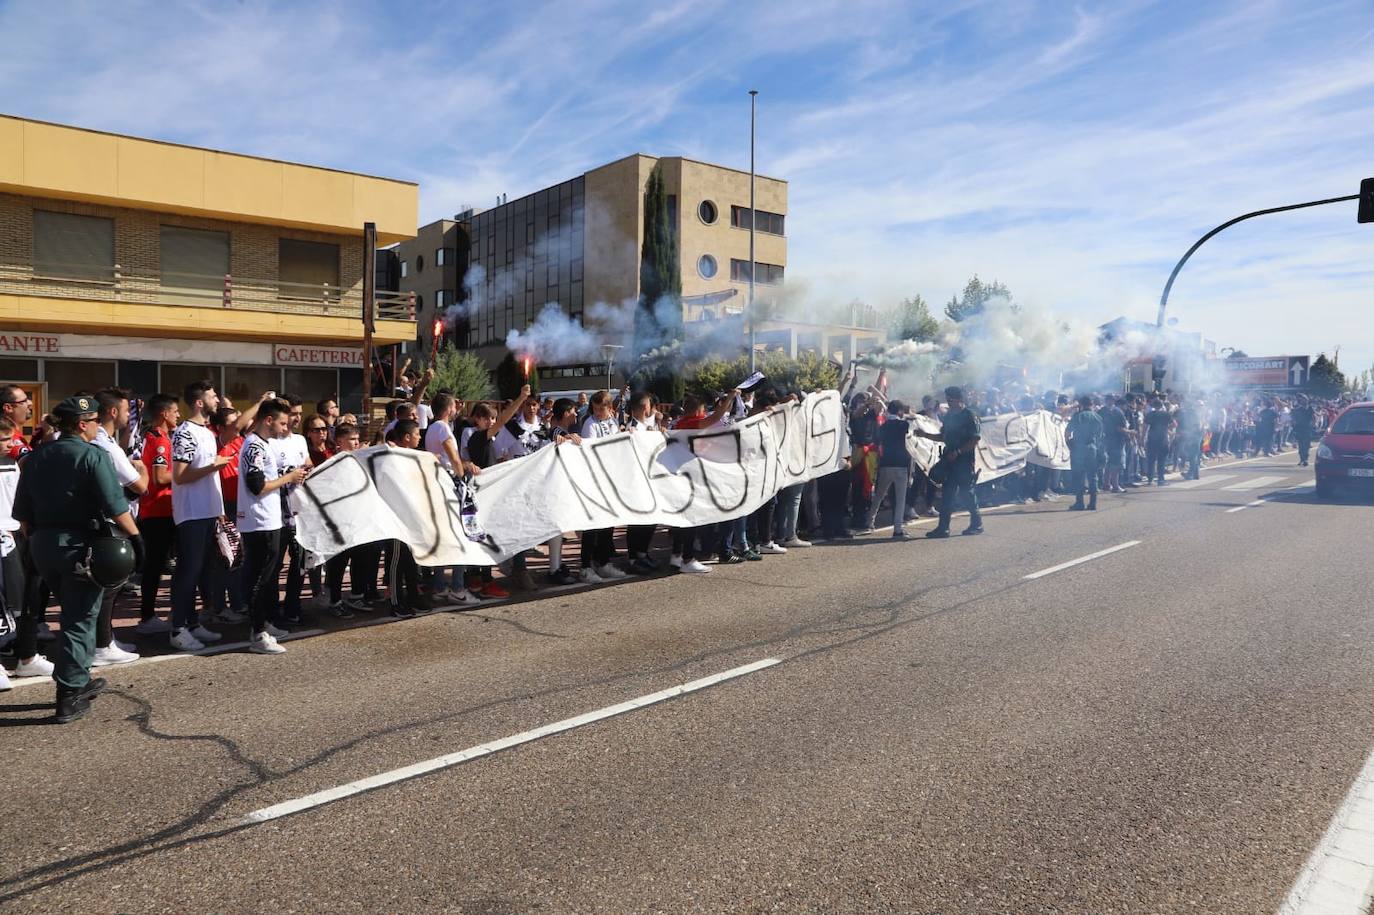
{"left": 1221, "top": 355, "right": 1309, "bottom": 388}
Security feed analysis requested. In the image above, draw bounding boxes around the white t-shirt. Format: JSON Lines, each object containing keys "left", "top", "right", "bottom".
{"left": 272, "top": 433, "right": 310, "bottom": 526}
{"left": 0, "top": 459, "right": 18, "bottom": 557}
{"left": 94, "top": 427, "right": 143, "bottom": 519}
{"left": 580, "top": 415, "right": 619, "bottom": 439}
{"left": 425, "top": 420, "right": 458, "bottom": 470}
{"left": 237, "top": 433, "right": 282, "bottom": 533}
{"left": 416, "top": 403, "right": 433, "bottom": 430}
{"left": 171, "top": 420, "right": 225, "bottom": 523}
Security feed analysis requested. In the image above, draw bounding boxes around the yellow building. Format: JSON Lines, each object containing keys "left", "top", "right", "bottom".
{"left": 0, "top": 114, "right": 418, "bottom": 427}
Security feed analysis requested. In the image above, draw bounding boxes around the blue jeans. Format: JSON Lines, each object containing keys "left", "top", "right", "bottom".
{"left": 774, "top": 484, "right": 803, "bottom": 542}
{"left": 171, "top": 518, "right": 217, "bottom": 632}
{"left": 718, "top": 516, "right": 748, "bottom": 557}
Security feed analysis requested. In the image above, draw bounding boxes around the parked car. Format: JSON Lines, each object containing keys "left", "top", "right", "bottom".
{"left": 1315, "top": 402, "right": 1374, "bottom": 499}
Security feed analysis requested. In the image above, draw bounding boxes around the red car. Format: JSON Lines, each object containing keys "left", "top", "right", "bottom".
{"left": 1316, "top": 401, "right": 1374, "bottom": 499}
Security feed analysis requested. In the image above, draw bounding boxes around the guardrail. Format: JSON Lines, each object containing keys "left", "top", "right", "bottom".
{"left": 0, "top": 261, "right": 416, "bottom": 322}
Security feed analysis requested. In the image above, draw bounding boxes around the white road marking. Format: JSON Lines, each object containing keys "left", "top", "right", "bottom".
{"left": 239, "top": 657, "right": 784, "bottom": 825}
{"left": 1169, "top": 474, "right": 1235, "bottom": 490}
{"left": 4, "top": 629, "right": 327, "bottom": 688}
{"left": 1279, "top": 743, "right": 1374, "bottom": 915}
{"left": 1225, "top": 500, "right": 1267, "bottom": 514}
{"left": 1022, "top": 541, "right": 1141, "bottom": 580}
{"left": 1222, "top": 475, "right": 1288, "bottom": 491}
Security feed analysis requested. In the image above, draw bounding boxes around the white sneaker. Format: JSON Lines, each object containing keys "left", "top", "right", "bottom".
{"left": 0, "top": 667, "right": 11, "bottom": 691}
{"left": 249, "top": 631, "right": 286, "bottom": 654}
{"left": 170, "top": 628, "right": 206, "bottom": 652}
{"left": 112, "top": 636, "right": 138, "bottom": 654}
{"left": 579, "top": 567, "right": 605, "bottom": 584}
{"left": 758, "top": 542, "right": 787, "bottom": 554}
{"left": 135, "top": 616, "right": 172, "bottom": 635}
{"left": 190, "top": 625, "right": 222, "bottom": 643}
{"left": 669, "top": 554, "right": 684, "bottom": 569}
{"left": 213, "top": 608, "right": 249, "bottom": 625}
{"left": 92, "top": 644, "right": 140, "bottom": 666}
{"left": 596, "top": 564, "right": 628, "bottom": 580}
{"left": 447, "top": 589, "right": 481, "bottom": 606}
{"left": 264, "top": 622, "right": 290, "bottom": 639}
{"left": 681, "top": 559, "right": 712, "bottom": 573}
{"left": 15, "top": 654, "right": 55, "bottom": 678}
{"left": 781, "top": 537, "right": 812, "bottom": 548}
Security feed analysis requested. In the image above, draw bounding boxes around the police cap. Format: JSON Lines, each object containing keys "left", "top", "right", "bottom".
{"left": 53, "top": 395, "right": 99, "bottom": 419}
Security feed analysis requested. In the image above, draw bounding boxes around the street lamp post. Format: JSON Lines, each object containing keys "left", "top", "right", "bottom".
{"left": 601, "top": 343, "right": 623, "bottom": 391}
{"left": 748, "top": 89, "right": 758, "bottom": 373}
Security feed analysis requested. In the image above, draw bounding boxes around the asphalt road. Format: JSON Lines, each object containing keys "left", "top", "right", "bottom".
{"left": 3, "top": 451, "right": 1372, "bottom": 914}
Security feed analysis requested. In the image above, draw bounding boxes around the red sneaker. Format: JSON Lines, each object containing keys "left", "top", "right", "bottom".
{"left": 479, "top": 582, "right": 510, "bottom": 599}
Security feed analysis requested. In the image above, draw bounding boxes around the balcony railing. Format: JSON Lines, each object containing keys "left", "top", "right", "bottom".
{"left": 0, "top": 260, "right": 416, "bottom": 322}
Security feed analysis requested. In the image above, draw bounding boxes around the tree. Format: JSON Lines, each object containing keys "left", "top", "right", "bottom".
{"left": 635, "top": 164, "right": 684, "bottom": 403}
{"left": 944, "top": 275, "right": 1011, "bottom": 322}
{"left": 889, "top": 294, "right": 940, "bottom": 342}
{"left": 688, "top": 351, "right": 839, "bottom": 400}
{"left": 427, "top": 346, "right": 495, "bottom": 401}
{"left": 1307, "top": 353, "right": 1346, "bottom": 397}
{"left": 494, "top": 351, "right": 539, "bottom": 399}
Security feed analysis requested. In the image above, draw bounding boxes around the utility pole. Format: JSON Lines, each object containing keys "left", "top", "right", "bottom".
{"left": 361, "top": 221, "right": 376, "bottom": 437}
{"left": 748, "top": 89, "right": 758, "bottom": 372}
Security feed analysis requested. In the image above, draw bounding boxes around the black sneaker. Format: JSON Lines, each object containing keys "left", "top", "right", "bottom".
{"left": 744, "top": 548, "right": 763, "bottom": 561}
{"left": 327, "top": 601, "right": 355, "bottom": 620}
{"left": 926, "top": 528, "right": 950, "bottom": 539}
{"left": 548, "top": 567, "right": 579, "bottom": 586}
{"left": 723, "top": 553, "right": 746, "bottom": 565}
{"left": 390, "top": 605, "right": 416, "bottom": 620}
{"left": 892, "top": 529, "right": 910, "bottom": 540}
{"left": 962, "top": 526, "right": 984, "bottom": 536}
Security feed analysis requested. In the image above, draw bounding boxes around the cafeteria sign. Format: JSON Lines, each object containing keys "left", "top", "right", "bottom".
{"left": 274, "top": 345, "right": 363, "bottom": 367}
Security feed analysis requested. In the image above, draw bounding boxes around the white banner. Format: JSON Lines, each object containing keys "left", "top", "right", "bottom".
{"left": 292, "top": 390, "right": 849, "bottom": 566}
{"left": 906, "top": 409, "right": 1071, "bottom": 482}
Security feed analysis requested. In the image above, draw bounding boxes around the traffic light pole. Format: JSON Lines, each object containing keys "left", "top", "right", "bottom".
{"left": 1156, "top": 193, "right": 1359, "bottom": 328}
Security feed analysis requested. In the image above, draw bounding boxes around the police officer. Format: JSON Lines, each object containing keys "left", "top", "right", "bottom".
{"left": 914, "top": 385, "right": 984, "bottom": 538}
{"left": 12, "top": 395, "right": 140, "bottom": 723}
{"left": 1066, "top": 395, "right": 1104, "bottom": 511}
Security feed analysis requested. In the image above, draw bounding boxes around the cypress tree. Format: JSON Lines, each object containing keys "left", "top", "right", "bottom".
{"left": 635, "top": 163, "right": 684, "bottom": 400}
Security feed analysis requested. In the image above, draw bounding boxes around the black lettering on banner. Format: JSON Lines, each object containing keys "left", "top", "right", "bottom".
{"left": 554, "top": 443, "right": 615, "bottom": 522}
{"left": 368, "top": 449, "right": 443, "bottom": 560}
{"left": 589, "top": 435, "right": 658, "bottom": 515}
{"left": 297, "top": 455, "right": 374, "bottom": 546}
{"left": 689, "top": 427, "right": 748, "bottom": 513}
{"left": 807, "top": 392, "right": 840, "bottom": 470}
{"left": 647, "top": 438, "right": 694, "bottom": 515}
{"left": 774, "top": 403, "right": 809, "bottom": 480}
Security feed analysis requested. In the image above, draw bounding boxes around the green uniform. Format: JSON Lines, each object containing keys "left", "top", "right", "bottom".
{"left": 12, "top": 435, "right": 129, "bottom": 690}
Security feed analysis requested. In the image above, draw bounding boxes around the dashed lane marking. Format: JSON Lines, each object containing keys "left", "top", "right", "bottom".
{"left": 1168, "top": 474, "right": 1236, "bottom": 490}
{"left": 239, "top": 657, "right": 783, "bottom": 825}
{"left": 1226, "top": 500, "right": 1267, "bottom": 514}
{"left": 1022, "top": 541, "right": 1141, "bottom": 581}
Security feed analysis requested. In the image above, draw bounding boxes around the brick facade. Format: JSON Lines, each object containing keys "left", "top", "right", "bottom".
{"left": 0, "top": 192, "right": 364, "bottom": 312}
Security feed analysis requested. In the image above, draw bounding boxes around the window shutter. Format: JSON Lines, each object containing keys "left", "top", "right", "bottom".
{"left": 160, "top": 226, "right": 229, "bottom": 290}
{"left": 279, "top": 239, "right": 340, "bottom": 296}
{"left": 33, "top": 211, "right": 114, "bottom": 281}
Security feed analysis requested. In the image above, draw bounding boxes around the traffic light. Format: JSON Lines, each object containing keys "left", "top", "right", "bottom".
{"left": 1360, "top": 177, "right": 1374, "bottom": 224}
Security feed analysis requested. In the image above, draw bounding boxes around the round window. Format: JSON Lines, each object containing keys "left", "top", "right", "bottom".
{"left": 415, "top": 254, "right": 425, "bottom": 273}
{"left": 698, "top": 254, "right": 718, "bottom": 279}
{"left": 698, "top": 200, "right": 718, "bottom": 225}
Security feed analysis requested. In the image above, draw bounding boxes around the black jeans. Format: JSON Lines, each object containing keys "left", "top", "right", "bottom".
{"left": 626, "top": 525, "right": 656, "bottom": 558}
{"left": 580, "top": 529, "right": 613, "bottom": 570}
{"left": 139, "top": 515, "right": 175, "bottom": 622}
{"left": 1296, "top": 433, "right": 1312, "bottom": 463}
{"left": 171, "top": 518, "right": 217, "bottom": 632}
{"left": 938, "top": 465, "right": 982, "bottom": 531}
{"left": 3, "top": 542, "right": 38, "bottom": 661}
{"left": 1145, "top": 441, "right": 1168, "bottom": 483}
{"left": 242, "top": 529, "right": 283, "bottom": 635}
{"left": 387, "top": 541, "right": 419, "bottom": 608}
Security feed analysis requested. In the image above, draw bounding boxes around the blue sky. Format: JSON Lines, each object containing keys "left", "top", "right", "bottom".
{"left": 3, "top": 0, "right": 1372, "bottom": 378}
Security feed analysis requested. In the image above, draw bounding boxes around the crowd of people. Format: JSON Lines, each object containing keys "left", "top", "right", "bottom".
{"left": 0, "top": 369, "right": 1359, "bottom": 718}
